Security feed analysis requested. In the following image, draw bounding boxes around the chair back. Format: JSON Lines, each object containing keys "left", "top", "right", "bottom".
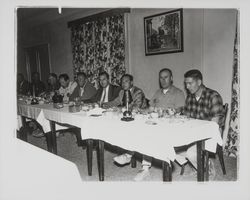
{"left": 220, "top": 103, "right": 228, "bottom": 137}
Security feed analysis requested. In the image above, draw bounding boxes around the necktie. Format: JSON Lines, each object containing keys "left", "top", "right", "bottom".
{"left": 101, "top": 88, "right": 106, "bottom": 103}
{"left": 122, "top": 90, "right": 132, "bottom": 106}
{"left": 80, "top": 87, "right": 84, "bottom": 96}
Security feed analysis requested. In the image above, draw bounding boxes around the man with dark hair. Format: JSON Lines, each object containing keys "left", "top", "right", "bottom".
{"left": 47, "top": 73, "right": 60, "bottom": 92}
{"left": 29, "top": 72, "right": 46, "bottom": 96}
{"left": 184, "top": 69, "right": 224, "bottom": 126}
{"left": 105, "top": 73, "right": 147, "bottom": 180}
{"left": 103, "top": 73, "right": 147, "bottom": 109}
{"left": 17, "top": 73, "right": 30, "bottom": 96}
{"left": 150, "top": 68, "right": 185, "bottom": 112}
{"left": 69, "top": 72, "right": 97, "bottom": 102}
{"left": 58, "top": 73, "right": 77, "bottom": 102}
{"left": 86, "top": 71, "right": 121, "bottom": 104}
{"left": 182, "top": 69, "right": 224, "bottom": 172}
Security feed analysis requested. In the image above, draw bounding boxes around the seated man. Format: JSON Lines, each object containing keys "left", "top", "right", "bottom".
{"left": 69, "top": 72, "right": 97, "bottom": 102}
{"left": 105, "top": 74, "right": 146, "bottom": 180}
{"left": 103, "top": 74, "right": 147, "bottom": 109}
{"left": 17, "top": 73, "right": 30, "bottom": 96}
{"left": 29, "top": 72, "right": 46, "bottom": 97}
{"left": 183, "top": 69, "right": 224, "bottom": 173}
{"left": 114, "top": 69, "right": 185, "bottom": 181}
{"left": 47, "top": 73, "right": 60, "bottom": 93}
{"left": 58, "top": 73, "right": 77, "bottom": 103}
{"left": 150, "top": 68, "right": 185, "bottom": 112}
{"left": 86, "top": 71, "right": 121, "bottom": 104}
{"left": 41, "top": 73, "right": 61, "bottom": 101}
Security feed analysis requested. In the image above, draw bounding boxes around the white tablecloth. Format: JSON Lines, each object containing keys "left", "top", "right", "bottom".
{"left": 17, "top": 102, "right": 222, "bottom": 162}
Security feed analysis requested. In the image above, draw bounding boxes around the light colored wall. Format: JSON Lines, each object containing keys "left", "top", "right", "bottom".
{"left": 129, "top": 9, "right": 204, "bottom": 99}
{"left": 202, "top": 9, "right": 237, "bottom": 143}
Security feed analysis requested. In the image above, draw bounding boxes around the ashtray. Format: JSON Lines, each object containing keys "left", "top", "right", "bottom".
{"left": 53, "top": 103, "right": 64, "bottom": 109}
{"left": 121, "top": 117, "right": 134, "bottom": 122}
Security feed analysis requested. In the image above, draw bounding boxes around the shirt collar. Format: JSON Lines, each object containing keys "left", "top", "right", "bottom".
{"left": 162, "top": 85, "right": 173, "bottom": 95}
{"left": 194, "top": 85, "right": 206, "bottom": 100}
{"left": 103, "top": 84, "right": 110, "bottom": 93}
{"left": 129, "top": 86, "right": 134, "bottom": 93}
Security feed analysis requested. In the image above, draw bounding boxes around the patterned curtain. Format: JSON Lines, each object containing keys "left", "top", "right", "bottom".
{"left": 224, "top": 16, "right": 239, "bottom": 157}
{"left": 70, "top": 14, "right": 126, "bottom": 88}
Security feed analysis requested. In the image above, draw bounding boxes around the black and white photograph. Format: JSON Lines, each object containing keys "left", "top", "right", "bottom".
{"left": 0, "top": 1, "right": 250, "bottom": 200}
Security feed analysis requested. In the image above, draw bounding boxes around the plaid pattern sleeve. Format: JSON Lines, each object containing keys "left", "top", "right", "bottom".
{"left": 131, "top": 87, "right": 147, "bottom": 109}
{"left": 184, "top": 86, "right": 224, "bottom": 126}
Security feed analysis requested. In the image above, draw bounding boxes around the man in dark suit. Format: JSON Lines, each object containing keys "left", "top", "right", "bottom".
{"left": 29, "top": 72, "right": 46, "bottom": 97}
{"left": 17, "top": 73, "right": 30, "bottom": 96}
{"left": 87, "top": 71, "right": 121, "bottom": 104}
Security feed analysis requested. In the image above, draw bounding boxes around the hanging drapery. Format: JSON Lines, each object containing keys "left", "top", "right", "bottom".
{"left": 224, "top": 14, "right": 239, "bottom": 157}
{"left": 69, "top": 10, "right": 127, "bottom": 88}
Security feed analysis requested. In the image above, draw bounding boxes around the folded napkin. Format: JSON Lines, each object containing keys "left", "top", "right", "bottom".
{"left": 87, "top": 108, "right": 105, "bottom": 116}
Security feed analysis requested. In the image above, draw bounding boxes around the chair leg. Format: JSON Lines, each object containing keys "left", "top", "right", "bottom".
{"left": 204, "top": 151, "right": 209, "bottom": 181}
{"left": 70, "top": 127, "right": 82, "bottom": 146}
{"left": 217, "top": 145, "right": 226, "bottom": 175}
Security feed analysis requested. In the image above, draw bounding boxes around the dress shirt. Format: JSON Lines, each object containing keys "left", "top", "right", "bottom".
{"left": 149, "top": 85, "right": 185, "bottom": 109}
{"left": 100, "top": 85, "right": 110, "bottom": 103}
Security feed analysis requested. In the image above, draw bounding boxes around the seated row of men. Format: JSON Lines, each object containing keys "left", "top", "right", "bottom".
{"left": 17, "top": 68, "right": 224, "bottom": 181}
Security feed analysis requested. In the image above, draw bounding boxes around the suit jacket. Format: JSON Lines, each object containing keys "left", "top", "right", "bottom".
{"left": 29, "top": 81, "right": 46, "bottom": 96}
{"left": 86, "top": 84, "right": 121, "bottom": 103}
{"left": 17, "top": 80, "right": 30, "bottom": 95}
{"left": 69, "top": 81, "right": 97, "bottom": 102}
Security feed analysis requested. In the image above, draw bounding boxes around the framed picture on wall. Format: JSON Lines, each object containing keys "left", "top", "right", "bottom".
{"left": 144, "top": 9, "right": 183, "bottom": 56}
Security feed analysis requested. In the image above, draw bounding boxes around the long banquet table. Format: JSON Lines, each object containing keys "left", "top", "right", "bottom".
{"left": 17, "top": 100, "right": 223, "bottom": 182}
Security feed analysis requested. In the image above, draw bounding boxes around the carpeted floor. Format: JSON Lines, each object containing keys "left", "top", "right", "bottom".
{"left": 25, "top": 132, "right": 237, "bottom": 182}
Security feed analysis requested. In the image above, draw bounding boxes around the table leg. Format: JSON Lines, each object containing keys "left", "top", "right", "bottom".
{"left": 197, "top": 140, "right": 204, "bottom": 181}
{"left": 162, "top": 161, "right": 172, "bottom": 182}
{"left": 20, "top": 116, "right": 28, "bottom": 141}
{"left": 86, "top": 139, "right": 93, "bottom": 176}
{"left": 131, "top": 153, "right": 137, "bottom": 168}
{"left": 49, "top": 121, "right": 57, "bottom": 155}
{"left": 45, "top": 131, "right": 53, "bottom": 153}
{"left": 97, "top": 140, "right": 104, "bottom": 181}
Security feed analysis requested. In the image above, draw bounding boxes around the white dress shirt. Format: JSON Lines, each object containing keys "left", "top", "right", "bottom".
{"left": 100, "top": 85, "right": 110, "bottom": 103}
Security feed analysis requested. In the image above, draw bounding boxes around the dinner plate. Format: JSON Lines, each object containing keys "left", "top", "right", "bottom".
{"left": 145, "top": 120, "right": 157, "bottom": 125}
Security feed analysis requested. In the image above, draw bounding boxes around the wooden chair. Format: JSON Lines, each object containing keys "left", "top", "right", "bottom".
{"left": 203, "top": 103, "right": 228, "bottom": 180}
{"left": 178, "top": 103, "right": 228, "bottom": 179}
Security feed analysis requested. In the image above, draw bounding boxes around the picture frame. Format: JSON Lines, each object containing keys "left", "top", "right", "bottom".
{"left": 144, "top": 8, "right": 183, "bottom": 56}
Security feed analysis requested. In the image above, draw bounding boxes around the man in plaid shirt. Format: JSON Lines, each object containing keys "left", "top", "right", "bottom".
{"left": 183, "top": 69, "right": 224, "bottom": 173}
{"left": 184, "top": 70, "right": 224, "bottom": 127}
